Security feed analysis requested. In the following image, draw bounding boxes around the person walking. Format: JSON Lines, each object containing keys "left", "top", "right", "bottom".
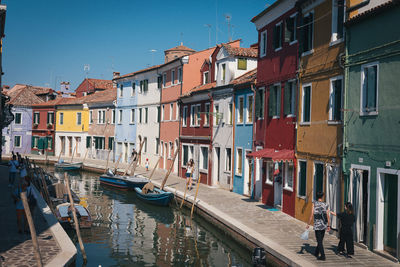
{"left": 131, "top": 148, "right": 138, "bottom": 162}
{"left": 307, "top": 191, "right": 330, "bottom": 261}
{"left": 185, "top": 159, "right": 195, "bottom": 190}
{"left": 8, "top": 154, "right": 19, "bottom": 187}
{"left": 330, "top": 202, "right": 355, "bottom": 257}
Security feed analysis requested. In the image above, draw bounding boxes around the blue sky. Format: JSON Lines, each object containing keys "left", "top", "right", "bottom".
{"left": 3, "top": 0, "right": 273, "bottom": 91}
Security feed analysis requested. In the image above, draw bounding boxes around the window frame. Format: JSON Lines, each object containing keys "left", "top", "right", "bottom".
{"left": 131, "top": 82, "right": 136, "bottom": 96}
{"left": 170, "top": 103, "right": 173, "bottom": 121}
{"left": 182, "top": 106, "right": 188, "bottom": 127}
{"left": 204, "top": 103, "right": 210, "bottom": 126}
{"left": 119, "top": 84, "right": 123, "bottom": 97}
{"left": 15, "top": 112, "right": 22, "bottom": 125}
{"left": 297, "top": 159, "right": 307, "bottom": 198}
{"left": 33, "top": 112, "right": 40, "bottom": 125}
{"left": 59, "top": 112, "right": 64, "bottom": 125}
{"left": 130, "top": 108, "right": 135, "bottom": 124}
{"left": 76, "top": 112, "right": 82, "bottom": 125}
{"left": 260, "top": 30, "right": 267, "bottom": 57}
{"left": 237, "top": 58, "right": 247, "bottom": 70}
{"left": 225, "top": 147, "right": 232, "bottom": 172}
{"left": 329, "top": 75, "right": 344, "bottom": 123}
{"left": 203, "top": 71, "right": 209, "bottom": 84}
{"left": 237, "top": 96, "right": 244, "bottom": 124}
{"left": 171, "top": 70, "right": 175, "bottom": 85}
{"left": 360, "top": 62, "right": 379, "bottom": 116}
{"left": 111, "top": 110, "right": 115, "bottom": 124}
{"left": 214, "top": 103, "right": 220, "bottom": 126}
{"left": 301, "top": 11, "right": 314, "bottom": 57}
{"left": 301, "top": 83, "right": 312, "bottom": 125}
{"left": 163, "top": 73, "right": 167, "bottom": 87}
{"left": 284, "top": 80, "right": 296, "bottom": 117}
{"left": 246, "top": 94, "right": 253, "bottom": 124}
{"left": 265, "top": 161, "right": 274, "bottom": 185}
{"left": 145, "top": 107, "right": 148, "bottom": 123}
{"left": 118, "top": 110, "right": 123, "bottom": 124}
{"left": 235, "top": 147, "right": 243, "bottom": 176}
{"left": 47, "top": 112, "right": 54, "bottom": 125}
{"left": 199, "top": 145, "right": 209, "bottom": 172}
{"left": 178, "top": 67, "right": 182, "bottom": 83}
{"left": 89, "top": 110, "right": 93, "bottom": 124}
{"left": 190, "top": 104, "right": 201, "bottom": 127}
{"left": 14, "top": 135, "right": 22, "bottom": 148}
{"left": 181, "top": 143, "right": 194, "bottom": 168}
{"left": 330, "top": 0, "right": 345, "bottom": 45}
{"left": 284, "top": 162, "right": 294, "bottom": 191}
{"left": 285, "top": 13, "right": 298, "bottom": 45}
{"left": 273, "top": 21, "right": 283, "bottom": 51}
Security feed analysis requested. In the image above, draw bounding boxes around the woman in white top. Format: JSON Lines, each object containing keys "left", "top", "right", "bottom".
{"left": 185, "top": 159, "right": 194, "bottom": 189}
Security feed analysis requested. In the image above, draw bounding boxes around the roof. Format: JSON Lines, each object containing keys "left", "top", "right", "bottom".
{"left": 85, "top": 79, "right": 113, "bottom": 90}
{"left": 184, "top": 82, "right": 216, "bottom": 96}
{"left": 8, "top": 87, "right": 44, "bottom": 106}
{"left": 32, "top": 97, "right": 65, "bottom": 107}
{"left": 346, "top": 0, "right": 400, "bottom": 26}
{"left": 164, "top": 44, "right": 196, "bottom": 53}
{"left": 251, "top": 0, "right": 284, "bottom": 23}
{"left": 7, "top": 84, "right": 54, "bottom": 96}
{"left": 231, "top": 69, "right": 257, "bottom": 86}
{"left": 116, "top": 64, "right": 163, "bottom": 80}
{"left": 222, "top": 44, "right": 258, "bottom": 58}
{"left": 247, "top": 148, "right": 294, "bottom": 161}
{"left": 85, "top": 88, "right": 117, "bottom": 103}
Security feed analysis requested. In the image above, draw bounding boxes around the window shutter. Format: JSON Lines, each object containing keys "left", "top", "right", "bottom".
{"left": 334, "top": 80, "right": 342, "bottom": 120}
{"left": 31, "top": 136, "right": 35, "bottom": 148}
{"left": 300, "top": 162, "right": 307, "bottom": 196}
{"left": 284, "top": 83, "right": 291, "bottom": 115}
{"left": 268, "top": 86, "right": 274, "bottom": 117}
{"left": 304, "top": 87, "right": 311, "bottom": 122}
{"left": 86, "top": 136, "right": 91, "bottom": 148}
{"left": 284, "top": 18, "right": 291, "bottom": 43}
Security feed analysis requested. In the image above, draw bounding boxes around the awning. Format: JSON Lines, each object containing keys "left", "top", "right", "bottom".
{"left": 247, "top": 148, "right": 294, "bottom": 161}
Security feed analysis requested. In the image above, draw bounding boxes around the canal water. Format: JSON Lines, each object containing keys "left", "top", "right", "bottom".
{"left": 49, "top": 167, "right": 253, "bottom": 267}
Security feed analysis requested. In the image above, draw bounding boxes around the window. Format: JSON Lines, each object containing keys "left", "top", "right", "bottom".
{"left": 170, "top": 104, "right": 173, "bottom": 120}
{"left": 157, "top": 106, "right": 161, "bottom": 123}
{"left": 273, "top": 22, "right": 282, "bottom": 50}
{"left": 77, "top": 112, "right": 82, "bottom": 125}
{"left": 112, "top": 110, "right": 115, "bottom": 124}
{"left": 145, "top": 108, "right": 148, "bottom": 123}
{"left": 169, "top": 141, "right": 172, "bottom": 158}
{"left": 214, "top": 104, "right": 220, "bottom": 125}
{"left": 178, "top": 68, "right": 182, "bottom": 83}
{"left": 236, "top": 148, "right": 243, "bottom": 175}
{"left": 163, "top": 73, "right": 167, "bottom": 87}
{"left": 47, "top": 112, "right": 54, "bottom": 125}
{"left": 204, "top": 103, "right": 210, "bottom": 126}
{"left": 47, "top": 137, "right": 53, "bottom": 150}
{"left": 182, "top": 106, "right": 188, "bottom": 127}
{"left": 89, "top": 110, "right": 93, "bottom": 124}
{"left": 225, "top": 148, "right": 232, "bottom": 171}
{"left": 118, "top": 110, "right": 123, "bottom": 124}
{"left": 15, "top": 113, "right": 22, "bottom": 124}
{"left": 160, "top": 141, "right": 164, "bottom": 155}
{"left": 94, "top": 137, "right": 106, "bottom": 150}
{"left": 182, "top": 145, "right": 189, "bottom": 166}
{"left": 228, "top": 103, "right": 233, "bottom": 125}
{"left": 266, "top": 162, "right": 274, "bottom": 185}
{"left": 144, "top": 137, "right": 147, "bottom": 153}
{"left": 108, "top": 137, "right": 114, "bottom": 150}
{"left": 190, "top": 104, "right": 200, "bottom": 126}
{"left": 59, "top": 113, "right": 64, "bottom": 125}
{"left": 247, "top": 95, "right": 253, "bottom": 123}
{"left": 155, "top": 138, "right": 159, "bottom": 154}
{"left": 176, "top": 103, "right": 179, "bottom": 120}
{"left": 200, "top": 146, "right": 208, "bottom": 170}
{"left": 161, "top": 105, "right": 165, "bottom": 121}
{"left": 285, "top": 14, "right": 297, "bottom": 44}
{"left": 203, "top": 71, "right": 209, "bottom": 84}
{"left": 284, "top": 81, "right": 296, "bottom": 117}
{"left": 157, "top": 75, "right": 162, "bottom": 89}
{"left": 222, "top": 64, "right": 226, "bottom": 82}
{"left": 171, "top": 70, "right": 175, "bottom": 85}
{"left": 98, "top": 110, "right": 105, "bottom": 124}
{"left": 255, "top": 87, "right": 265, "bottom": 119}
{"left": 284, "top": 162, "right": 294, "bottom": 190}
{"left": 302, "top": 12, "right": 314, "bottom": 54}
{"left": 238, "top": 96, "right": 244, "bottom": 123}
{"left": 130, "top": 109, "right": 135, "bottom": 124}
{"left": 260, "top": 30, "right": 267, "bottom": 57}
{"left": 298, "top": 160, "right": 307, "bottom": 197}
{"left": 331, "top": 0, "right": 344, "bottom": 43}
{"left": 140, "top": 80, "right": 148, "bottom": 93}
{"left": 329, "top": 76, "right": 343, "bottom": 121}
{"left": 139, "top": 108, "right": 142, "bottom": 123}
{"left": 119, "top": 84, "right": 123, "bottom": 97}
{"left": 131, "top": 82, "right": 135, "bottom": 96}
{"left": 314, "top": 162, "right": 324, "bottom": 200}
{"left": 361, "top": 63, "right": 378, "bottom": 115}
{"left": 237, "top": 58, "right": 247, "bottom": 70}
{"left": 33, "top": 112, "right": 40, "bottom": 125}
{"left": 86, "top": 136, "right": 91, "bottom": 148}
{"left": 14, "top": 136, "right": 21, "bottom": 148}
{"left": 301, "top": 84, "right": 311, "bottom": 123}
{"left": 269, "top": 84, "right": 281, "bottom": 118}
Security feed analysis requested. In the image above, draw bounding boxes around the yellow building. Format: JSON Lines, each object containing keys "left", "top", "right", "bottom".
{"left": 55, "top": 98, "right": 89, "bottom": 158}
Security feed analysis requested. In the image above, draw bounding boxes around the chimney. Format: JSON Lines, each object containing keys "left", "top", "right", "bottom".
{"left": 113, "top": 72, "right": 120, "bottom": 79}
{"left": 60, "top": 81, "right": 70, "bottom": 97}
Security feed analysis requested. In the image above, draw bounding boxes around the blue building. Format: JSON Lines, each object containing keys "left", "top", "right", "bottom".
{"left": 114, "top": 76, "right": 138, "bottom": 163}
{"left": 232, "top": 70, "right": 256, "bottom": 196}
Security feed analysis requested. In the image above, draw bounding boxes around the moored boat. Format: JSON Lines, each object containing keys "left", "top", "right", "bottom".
{"left": 99, "top": 170, "right": 149, "bottom": 190}
{"left": 134, "top": 187, "right": 174, "bottom": 206}
{"left": 55, "top": 203, "right": 92, "bottom": 229}
{"left": 54, "top": 161, "right": 83, "bottom": 171}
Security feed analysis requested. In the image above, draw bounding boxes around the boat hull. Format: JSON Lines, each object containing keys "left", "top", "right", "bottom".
{"left": 55, "top": 203, "right": 92, "bottom": 229}
{"left": 134, "top": 187, "right": 174, "bottom": 206}
{"left": 99, "top": 174, "right": 149, "bottom": 190}
{"left": 54, "top": 162, "right": 83, "bottom": 171}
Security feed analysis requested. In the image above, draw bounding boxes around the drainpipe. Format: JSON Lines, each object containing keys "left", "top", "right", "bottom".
{"left": 177, "top": 57, "right": 185, "bottom": 178}
{"left": 231, "top": 87, "right": 236, "bottom": 191}
{"left": 208, "top": 91, "right": 213, "bottom": 186}
{"left": 158, "top": 69, "right": 162, "bottom": 170}
{"left": 250, "top": 83, "right": 256, "bottom": 199}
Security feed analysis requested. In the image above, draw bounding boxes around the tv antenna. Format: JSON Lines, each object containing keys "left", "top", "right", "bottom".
{"left": 225, "top": 14, "right": 232, "bottom": 42}
{"left": 149, "top": 49, "right": 157, "bottom": 66}
{"left": 84, "top": 64, "right": 90, "bottom": 79}
{"left": 204, "top": 24, "right": 212, "bottom": 48}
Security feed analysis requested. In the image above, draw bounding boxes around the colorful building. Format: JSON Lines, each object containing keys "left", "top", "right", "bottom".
{"left": 75, "top": 78, "right": 113, "bottom": 98}
{"left": 55, "top": 97, "right": 89, "bottom": 158}
{"left": 295, "top": 0, "right": 345, "bottom": 224}
{"left": 250, "top": 0, "right": 298, "bottom": 215}
{"left": 343, "top": 0, "right": 400, "bottom": 256}
{"left": 86, "top": 88, "right": 117, "bottom": 161}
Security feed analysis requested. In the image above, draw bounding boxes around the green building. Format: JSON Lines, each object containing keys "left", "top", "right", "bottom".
{"left": 343, "top": 0, "right": 400, "bottom": 259}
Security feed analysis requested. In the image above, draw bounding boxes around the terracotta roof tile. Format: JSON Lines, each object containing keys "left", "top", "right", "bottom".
{"left": 32, "top": 97, "right": 66, "bottom": 107}
{"left": 222, "top": 44, "right": 258, "bottom": 58}
{"left": 7, "top": 84, "right": 54, "bottom": 96}
{"left": 86, "top": 79, "right": 113, "bottom": 90}
{"left": 230, "top": 69, "right": 257, "bottom": 86}
{"left": 8, "top": 87, "right": 44, "bottom": 106}
{"left": 116, "top": 64, "right": 163, "bottom": 80}
{"left": 85, "top": 88, "right": 117, "bottom": 103}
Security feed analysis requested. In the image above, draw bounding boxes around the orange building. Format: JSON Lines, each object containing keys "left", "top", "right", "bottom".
{"left": 295, "top": 0, "right": 345, "bottom": 225}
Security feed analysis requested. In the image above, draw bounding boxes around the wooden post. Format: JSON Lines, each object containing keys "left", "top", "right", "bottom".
{"left": 39, "top": 168, "right": 55, "bottom": 214}
{"left": 82, "top": 148, "right": 89, "bottom": 164}
{"left": 64, "top": 173, "right": 87, "bottom": 263}
{"left": 148, "top": 156, "right": 161, "bottom": 180}
{"left": 190, "top": 179, "right": 201, "bottom": 218}
{"left": 57, "top": 147, "right": 63, "bottom": 163}
{"left": 160, "top": 145, "right": 179, "bottom": 190}
{"left": 114, "top": 153, "right": 122, "bottom": 173}
{"left": 70, "top": 142, "right": 77, "bottom": 163}
{"left": 123, "top": 140, "right": 144, "bottom": 176}
{"left": 105, "top": 149, "right": 111, "bottom": 172}
{"left": 20, "top": 192, "right": 43, "bottom": 267}
{"left": 180, "top": 180, "right": 189, "bottom": 209}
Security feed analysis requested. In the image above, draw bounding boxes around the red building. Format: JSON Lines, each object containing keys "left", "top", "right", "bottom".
{"left": 250, "top": 0, "right": 299, "bottom": 216}
{"left": 75, "top": 78, "right": 113, "bottom": 97}
{"left": 31, "top": 98, "right": 63, "bottom": 156}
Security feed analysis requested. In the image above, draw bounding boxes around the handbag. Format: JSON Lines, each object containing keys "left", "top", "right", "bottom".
{"left": 300, "top": 229, "right": 309, "bottom": 240}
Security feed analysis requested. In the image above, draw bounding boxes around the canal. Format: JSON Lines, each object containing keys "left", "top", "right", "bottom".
{"left": 49, "top": 167, "right": 253, "bottom": 266}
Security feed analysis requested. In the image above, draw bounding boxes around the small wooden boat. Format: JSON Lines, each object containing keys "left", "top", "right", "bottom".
{"left": 54, "top": 161, "right": 83, "bottom": 171}
{"left": 55, "top": 203, "right": 92, "bottom": 229}
{"left": 134, "top": 187, "right": 174, "bottom": 206}
{"left": 99, "top": 171, "right": 149, "bottom": 190}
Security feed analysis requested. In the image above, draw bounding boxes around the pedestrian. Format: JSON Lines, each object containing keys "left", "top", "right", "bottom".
{"left": 145, "top": 158, "right": 149, "bottom": 171}
{"left": 185, "top": 159, "right": 195, "bottom": 190}
{"left": 8, "top": 154, "right": 19, "bottom": 187}
{"left": 12, "top": 181, "right": 29, "bottom": 234}
{"left": 330, "top": 202, "right": 355, "bottom": 257}
{"left": 307, "top": 191, "right": 330, "bottom": 261}
{"left": 131, "top": 148, "right": 138, "bottom": 162}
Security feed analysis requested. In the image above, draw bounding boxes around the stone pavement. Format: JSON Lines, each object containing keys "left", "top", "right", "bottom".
{"left": 19, "top": 153, "right": 399, "bottom": 267}
{"left": 0, "top": 165, "right": 61, "bottom": 267}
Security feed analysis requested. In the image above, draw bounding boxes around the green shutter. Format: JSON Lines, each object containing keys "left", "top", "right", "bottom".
{"left": 31, "top": 136, "right": 35, "bottom": 148}
{"left": 108, "top": 137, "right": 113, "bottom": 150}
{"left": 38, "top": 138, "right": 44, "bottom": 150}
{"left": 300, "top": 161, "right": 307, "bottom": 196}
{"left": 268, "top": 86, "right": 275, "bottom": 117}
{"left": 284, "top": 82, "right": 291, "bottom": 115}
{"left": 303, "top": 87, "right": 311, "bottom": 122}
{"left": 86, "top": 136, "right": 91, "bottom": 148}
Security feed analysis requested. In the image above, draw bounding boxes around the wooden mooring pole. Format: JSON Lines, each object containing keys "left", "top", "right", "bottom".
{"left": 190, "top": 179, "right": 201, "bottom": 218}
{"left": 64, "top": 173, "right": 87, "bottom": 263}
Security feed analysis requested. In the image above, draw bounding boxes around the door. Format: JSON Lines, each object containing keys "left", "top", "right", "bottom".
{"left": 274, "top": 162, "right": 282, "bottom": 207}
{"left": 243, "top": 151, "right": 251, "bottom": 196}
{"left": 255, "top": 158, "right": 262, "bottom": 200}
{"left": 383, "top": 173, "right": 398, "bottom": 256}
{"left": 213, "top": 147, "right": 220, "bottom": 185}
{"left": 349, "top": 168, "right": 368, "bottom": 243}
{"left": 361, "top": 170, "right": 369, "bottom": 243}
{"left": 326, "top": 165, "right": 340, "bottom": 229}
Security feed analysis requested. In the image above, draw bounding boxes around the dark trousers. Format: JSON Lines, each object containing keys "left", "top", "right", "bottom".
{"left": 314, "top": 230, "right": 325, "bottom": 258}
{"left": 338, "top": 231, "right": 354, "bottom": 255}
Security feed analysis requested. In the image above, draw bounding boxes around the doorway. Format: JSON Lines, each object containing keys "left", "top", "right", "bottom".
{"left": 314, "top": 162, "right": 324, "bottom": 201}
{"left": 60, "top": 136, "right": 65, "bottom": 155}
{"left": 213, "top": 147, "right": 220, "bottom": 186}
{"left": 273, "top": 162, "right": 282, "bottom": 207}
{"left": 68, "top": 137, "right": 72, "bottom": 156}
{"left": 243, "top": 150, "right": 251, "bottom": 196}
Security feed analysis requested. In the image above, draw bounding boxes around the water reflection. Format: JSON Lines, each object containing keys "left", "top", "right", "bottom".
{"left": 49, "top": 168, "right": 251, "bottom": 266}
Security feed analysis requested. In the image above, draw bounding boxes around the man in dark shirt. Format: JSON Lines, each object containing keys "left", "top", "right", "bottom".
{"left": 331, "top": 202, "right": 355, "bottom": 256}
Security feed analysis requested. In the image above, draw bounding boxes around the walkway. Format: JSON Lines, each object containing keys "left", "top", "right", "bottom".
{"left": 17, "top": 153, "right": 399, "bottom": 267}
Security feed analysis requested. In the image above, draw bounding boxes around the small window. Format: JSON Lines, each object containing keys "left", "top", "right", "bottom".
{"left": 178, "top": 68, "right": 182, "bottom": 83}
{"left": 182, "top": 145, "right": 189, "bottom": 166}
{"left": 298, "top": 160, "right": 307, "bottom": 197}
{"left": 47, "top": 112, "right": 54, "bottom": 125}
{"left": 144, "top": 137, "right": 147, "bottom": 153}
{"left": 284, "top": 81, "right": 296, "bottom": 117}
{"left": 301, "top": 84, "right": 311, "bottom": 123}
{"left": 182, "top": 106, "right": 188, "bottom": 127}
{"left": 331, "top": 0, "right": 344, "bottom": 42}
{"left": 145, "top": 108, "right": 148, "bottom": 123}
{"left": 33, "top": 112, "right": 40, "bottom": 124}
{"left": 228, "top": 103, "right": 233, "bottom": 125}
{"left": 361, "top": 63, "right": 378, "bottom": 115}
{"left": 285, "top": 14, "right": 297, "bottom": 44}
{"left": 77, "top": 112, "right": 82, "bottom": 125}
{"left": 255, "top": 88, "right": 265, "bottom": 119}
{"left": 14, "top": 136, "right": 22, "bottom": 148}
{"left": 214, "top": 104, "right": 220, "bottom": 125}
{"left": 302, "top": 12, "right": 314, "bottom": 54}
{"left": 247, "top": 95, "right": 253, "bottom": 123}
{"left": 269, "top": 84, "right": 281, "bottom": 118}
{"left": 155, "top": 138, "right": 160, "bottom": 154}
{"left": 222, "top": 64, "right": 226, "bottom": 82}
{"left": 225, "top": 148, "right": 232, "bottom": 171}
{"left": 157, "top": 76, "right": 162, "bottom": 89}
{"left": 238, "top": 97, "right": 244, "bottom": 123}
{"left": 170, "top": 104, "right": 173, "bottom": 120}
{"left": 200, "top": 146, "right": 208, "bottom": 170}
{"left": 273, "top": 22, "right": 283, "bottom": 50}
{"left": 118, "top": 110, "right": 123, "bottom": 124}
{"left": 108, "top": 137, "right": 114, "bottom": 150}
{"left": 171, "top": 70, "right": 175, "bottom": 85}
{"left": 236, "top": 148, "right": 243, "bottom": 175}
{"left": 329, "top": 77, "right": 343, "bottom": 121}
{"left": 162, "top": 105, "right": 165, "bottom": 121}
{"left": 163, "top": 73, "right": 167, "bottom": 87}
{"left": 139, "top": 108, "right": 142, "bottom": 123}
{"left": 266, "top": 162, "right": 274, "bottom": 185}
{"left": 119, "top": 84, "right": 124, "bottom": 97}
{"left": 237, "top": 58, "right": 247, "bottom": 70}
{"left": 284, "top": 162, "right": 294, "bottom": 190}
{"left": 130, "top": 109, "right": 135, "bottom": 124}
{"left": 157, "top": 106, "right": 161, "bottom": 123}
{"left": 112, "top": 110, "right": 115, "bottom": 124}
{"left": 203, "top": 71, "right": 209, "bottom": 84}
{"left": 59, "top": 113, "right": 64, "bottom": 125}
{"left": 204, "top": 103, "right": 210, "bottom": 126}
{"left": 15, "top": 113, "right": 22, "bottom": 124}
{"left": 89, "top": 111, "right": 93, "bottom": 124}
{"left": 131, "top": 82, "right": 135, "bottom": 96}
{"left": 260, "top": 30, "right": 267, "bottom": 57}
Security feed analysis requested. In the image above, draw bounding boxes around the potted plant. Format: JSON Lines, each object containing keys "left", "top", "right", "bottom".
{"left": 47, "top": 123, "right": 53, "bottom": 128}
